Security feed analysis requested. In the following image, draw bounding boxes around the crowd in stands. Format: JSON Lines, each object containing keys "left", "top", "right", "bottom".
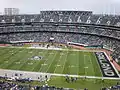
{"left": 0, "top": 75, "right": 74, "bottom": 90}
{"left": 0, "top": 81, "right": 17, "bottom": 90}
{"left": 0, "top": 76, "right": 120, "bottom": 90}
{"left": 0, "top": 10, "right": 120, "bottom": 90}
{"left": 0, "top": 80, "right": 74, "bottom": 90}
{"left": 101, "top": 84, "right": 120, "bottom": 90}
{"left": 0, "top": 32, "right": 118, "bottom": 46}
{"left": 0, "top": 32, "right": 120, "bottom": 61}
{"left": 0, "top": 31, "right": 119, "bottom": 61}
{"left": 0, "top": 11, "right": 120, "bottom": 63}
{"left": 1, "top": 81, "right": 120, "bottom": 90}
{"left": 0, "top": 11, "right": 120, "bottom": 27}
{"left": 0, "top": 26, "right": 120, "bottom": 40}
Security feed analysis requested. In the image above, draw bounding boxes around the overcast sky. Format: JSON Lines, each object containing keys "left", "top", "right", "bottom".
{"left": 0, "top": 0, "right": 120, "bottom": 14}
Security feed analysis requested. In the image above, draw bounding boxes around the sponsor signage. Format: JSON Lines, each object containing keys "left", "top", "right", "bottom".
{"left": 95, "top": 52, "right": 119, "bottom": 78}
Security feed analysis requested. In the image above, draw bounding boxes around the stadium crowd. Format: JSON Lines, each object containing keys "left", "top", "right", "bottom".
{"left": 0, "top": 76, "right": 120, "bottom": 90}
{"left": 0, "top": 26, "right": 120, "bottom": 40}
{"left": 0, "top": 76, "right": 74, "bottom": 90}
{"left": 0, "top": 11, "right": 120, "bottom": 27}
{"left": 0, "top": 31, "right": 120, "bottom": 61}
{"left": 0, "top": 32, "right": 119, "bottom": 46}
{"left": 0, "top": 11, "right": 120, "bottom": 66}
{"left": 0, "top": 81, "right": 74, "bottom": 90}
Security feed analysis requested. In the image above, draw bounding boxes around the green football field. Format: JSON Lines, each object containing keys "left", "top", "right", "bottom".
{"left": 0, "top": 47, "right": 102, "bottom": 77}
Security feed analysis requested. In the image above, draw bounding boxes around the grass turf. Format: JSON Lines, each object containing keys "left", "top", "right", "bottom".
{"left": 0, "top": 47, "right": 101, "bottom": 77}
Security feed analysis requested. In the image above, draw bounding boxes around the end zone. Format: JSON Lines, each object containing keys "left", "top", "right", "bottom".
{"left": 95, "top": 52, "right": 119, "bottom": 78}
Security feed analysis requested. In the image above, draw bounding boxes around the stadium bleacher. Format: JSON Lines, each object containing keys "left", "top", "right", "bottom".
{"left": 0, "top": 80, "right": 74, "bottom": 90}
{"left": 0, "top": 11, "right": 120, "bottom": 90}
{"left": 0, "top": 11, "right": 120, "bottom": 62}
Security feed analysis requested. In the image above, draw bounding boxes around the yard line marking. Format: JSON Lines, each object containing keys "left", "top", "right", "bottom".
{"left": 29, "top": 51, "right": 33, "bottom": 53}
{"left": 0, "top": 48, "right": 13, "bottom": 57}
{"left": 15, "top": 62, "right": 20, "bottom": 64}
{"left": 18, "top": 49, "right": 38, "bottom": 70}
{"left": 32, "top": 50, "right": 48, "bottom": 72}
{"left": 28, "top": 62, "right": 33, "bottom": 65}
{"left": 83, "top": 52, "right": 87, "bottom": 76}
{"left": 41, "top": 64, "right": 47, "bottom": 66}
{"left": 39, "top": 50, "right": 54, "bottom": 72}
{"left": 54, "top": 53, "right": 63, "bottom": 73}
{"left": 46, "top": 51, "right": 58, "bottom": 73}
{"left": 2, "top": 49, "right": 25, "bottom": 68}
{"left": 69, "top": 65, "right": 79, "bottom": 67}
{"left": 49, "top": 53, "right": 54, "bottom": 54}
{"left": 5, "top": 61, "right": 8, "bottom": 63}
{"left": 31, "top": 50, "right": 45, "bottom": 71}
{"left": 61, "top": 50, "right": 68, "bottom": 74}
{"left": 88, "top": 53, "right": 95, "bottom": 76}
{"left": 5, "top": 46, "right": 105, "bottom": 53}
{"left": 84, "top": 67, "right": 88, "bottom": 68}
{"left": 77, "top": 51, "right": 79, "bottom": 75}
{"left": 56, "top": 65, "right": 61, "bottom": 67}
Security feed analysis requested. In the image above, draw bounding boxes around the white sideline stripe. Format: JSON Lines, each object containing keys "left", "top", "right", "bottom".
{"left": 6, "top": 46, "right": 104, "bottom": 53}
{"left": 0, "top": 69, "right": 120, "bottom": 80}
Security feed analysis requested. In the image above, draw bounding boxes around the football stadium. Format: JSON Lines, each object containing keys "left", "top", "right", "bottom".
{"left": 0, "top": 10, "right": 120, "bottom": 90}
